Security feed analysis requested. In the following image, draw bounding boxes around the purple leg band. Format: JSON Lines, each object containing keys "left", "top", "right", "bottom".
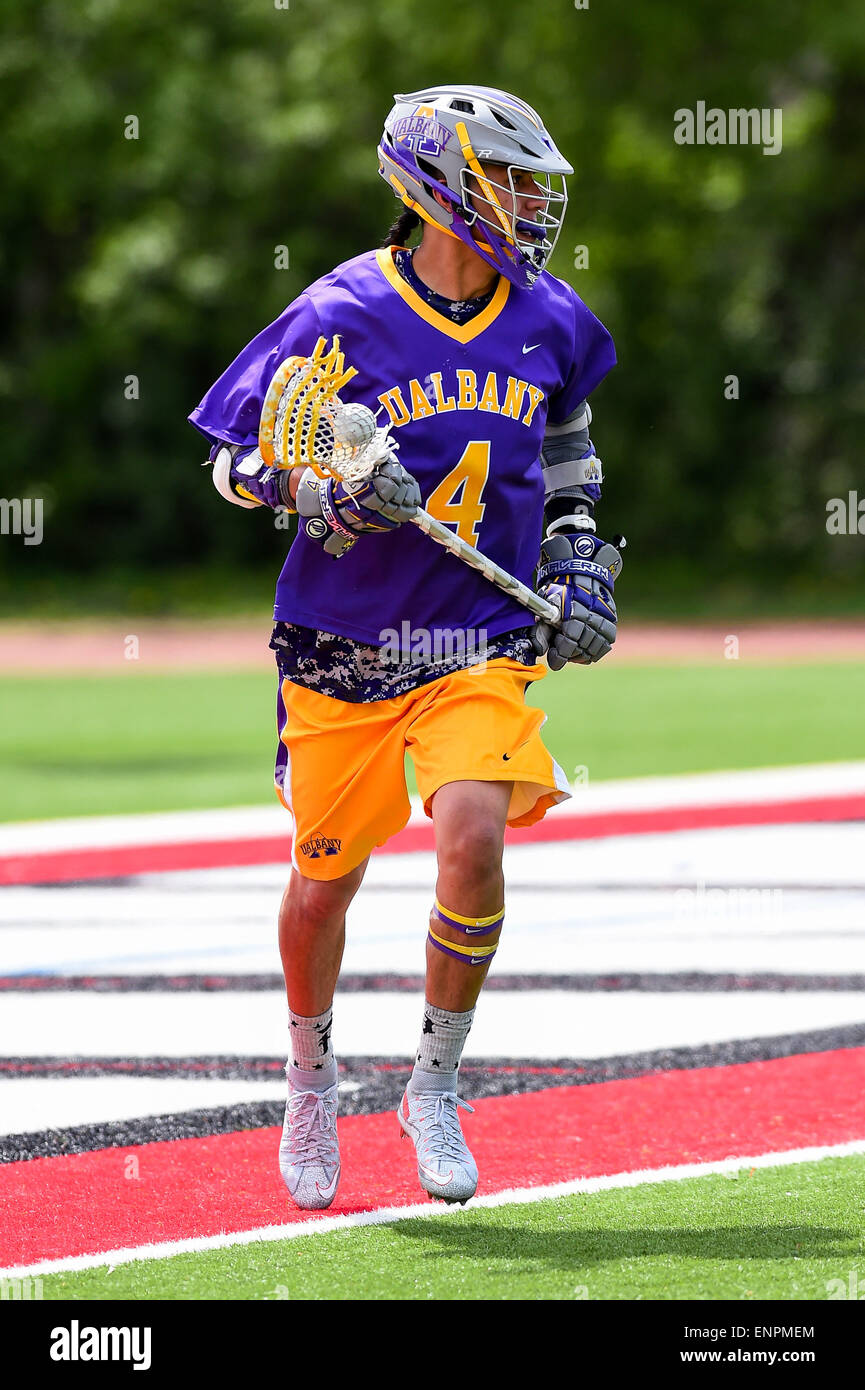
{"left": 433, "top": 903, "right": 505, "bottom": 938}
{"left": 427, "top": 931, "right": 498, "bottom": 967}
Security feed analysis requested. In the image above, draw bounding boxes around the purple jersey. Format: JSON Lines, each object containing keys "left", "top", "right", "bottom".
{"left": 189, "top": 246, "right": 615, "bottom": 643}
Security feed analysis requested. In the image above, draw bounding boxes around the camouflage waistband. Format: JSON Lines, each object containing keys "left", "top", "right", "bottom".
{"left": 270, "top": 622, "right": 535, "bottom": 702}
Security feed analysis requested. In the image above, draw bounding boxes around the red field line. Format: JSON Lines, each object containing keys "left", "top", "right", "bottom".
{"left": 1, "top": 1048, "right": 863, "bottom": 1268}
{"left": 2, "top": 794, "right": 864, "bottom": 885}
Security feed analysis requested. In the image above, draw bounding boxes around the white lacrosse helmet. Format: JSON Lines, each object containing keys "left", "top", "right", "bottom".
{"left": 378, "top": 84, "right": 573, "bottom": 289}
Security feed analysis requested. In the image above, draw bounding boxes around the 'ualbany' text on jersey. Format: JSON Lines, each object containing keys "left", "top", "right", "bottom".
{"left": 189, "top": 245, "right": 616, "bottom": 643}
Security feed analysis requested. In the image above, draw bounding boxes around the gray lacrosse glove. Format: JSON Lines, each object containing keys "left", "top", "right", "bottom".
{"left": 530, "top": 532, "right": 623, "bottom": 668}
{"left": 296, "top": 459, "right": 421, "bottom": 557}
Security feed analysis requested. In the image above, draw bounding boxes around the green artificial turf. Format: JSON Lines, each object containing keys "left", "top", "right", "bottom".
{"left": 37, "top": 1153, "right": 865, "bottom": 1302}
{"left": 0, "top": 672, "right": 274, "bottom": 822}
{"left": 1, "top": 662, "right": 863, "bottom": 822}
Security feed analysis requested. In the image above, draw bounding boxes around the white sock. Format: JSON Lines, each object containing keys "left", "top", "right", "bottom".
{"left": 287, "top": 1005, "right": 337, "bottom": 1090}
{"left": 410, "top": 1002, "right": 475, "bottom": 1089}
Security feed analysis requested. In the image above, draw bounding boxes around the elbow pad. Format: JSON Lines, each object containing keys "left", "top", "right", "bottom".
{"left": 540, "top": 402, "right": 603, "bottom": 502}
{"left": 209, "top": 444, "right": 295, "bottom": 512}
{"left": 211, "top": 444, "right": 259, "bottom": 509}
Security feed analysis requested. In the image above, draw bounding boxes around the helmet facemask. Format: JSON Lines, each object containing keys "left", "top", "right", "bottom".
{"left": 456, "top": 164, "right": 568, "bottom": 287}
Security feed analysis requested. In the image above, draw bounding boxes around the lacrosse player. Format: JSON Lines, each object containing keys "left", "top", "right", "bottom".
{"left": 189, "top": 85, "right": 620, "bottom": 1209}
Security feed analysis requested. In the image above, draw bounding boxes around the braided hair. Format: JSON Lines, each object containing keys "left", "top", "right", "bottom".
{"left": 381, "top": 207, "right": 422, "bottom": 247}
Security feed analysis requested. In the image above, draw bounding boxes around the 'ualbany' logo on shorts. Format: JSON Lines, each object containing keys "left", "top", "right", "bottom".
{"left": 299, "top": 835, "right": 342, "bottom": 859}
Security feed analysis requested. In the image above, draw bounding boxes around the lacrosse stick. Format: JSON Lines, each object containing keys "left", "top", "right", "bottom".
{"left": 259, "top": 335, "right": 560, "bottom": 626}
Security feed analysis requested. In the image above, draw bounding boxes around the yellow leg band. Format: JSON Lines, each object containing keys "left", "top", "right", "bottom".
{"left": 428, "top": 927, "right": 499, "bottom": 959}
{"left": 433, "top": 899, "right": 505, "bottom": 930}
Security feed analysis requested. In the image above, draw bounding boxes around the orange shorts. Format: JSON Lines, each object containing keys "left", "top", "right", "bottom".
{"left": 274, "top": 657, "right": 571, "bottom": 880}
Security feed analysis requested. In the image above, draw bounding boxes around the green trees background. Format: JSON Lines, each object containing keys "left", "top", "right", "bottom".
{"left": 2, "top": 0, "right": 862, "bottom": 615}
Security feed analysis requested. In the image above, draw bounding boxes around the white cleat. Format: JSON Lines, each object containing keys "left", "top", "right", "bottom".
{"left": 398, "top": 1086, "right": 478, "bottom": 1204}
{"left": 279, "top": 1074, "right": 340, "bottom": 1211}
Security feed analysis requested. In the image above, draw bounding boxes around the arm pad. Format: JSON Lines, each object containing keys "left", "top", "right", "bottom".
{"left": 541, "top": 401, "right": 604, "bottom": 537}
{"left": 209, "top": 443, "right": 296, "bottom": 512}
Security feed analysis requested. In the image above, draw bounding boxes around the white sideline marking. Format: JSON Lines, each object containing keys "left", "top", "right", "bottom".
{"left": 0, "top": 1078, "right": 287, "bottom": 1137}
{"left": 4, "top": 990, "right": 865, "bottom": 1062}
{"left": 4, "top": 1137, "right": 865, "bottom": 1280}
{"left": 4, "top": 824, "right": 864, "bottom": 981}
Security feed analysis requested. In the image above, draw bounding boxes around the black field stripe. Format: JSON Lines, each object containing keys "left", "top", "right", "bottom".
{"left": 3, "top": 971, "right": 865, "bottom": 993}
{"left": 2, "top": 1024, "right": 864, "bottom": 1163}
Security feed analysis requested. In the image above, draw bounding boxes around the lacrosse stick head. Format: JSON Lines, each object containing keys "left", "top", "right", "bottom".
{"left": 259, "top": 336, "right": 389, "bottom": 484}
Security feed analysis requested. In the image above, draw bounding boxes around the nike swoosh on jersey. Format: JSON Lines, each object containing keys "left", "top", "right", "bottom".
{"left": 521, "top": 342, "right": 541, "bottom": 354}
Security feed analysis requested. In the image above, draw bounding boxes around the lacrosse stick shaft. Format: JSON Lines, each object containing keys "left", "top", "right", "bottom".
{"left": 409, "top": 507, "right": 559, "bottom": 625}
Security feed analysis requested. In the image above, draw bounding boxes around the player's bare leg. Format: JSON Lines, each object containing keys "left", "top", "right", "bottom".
{"left": 277, "top": 856, "right": 367, "bottom": 1210}
{"left": 278, "top": 857, "right": 368, "bottom": 1015}
{"left": 398, "top": 779, "right": 511, "bottom": 1203}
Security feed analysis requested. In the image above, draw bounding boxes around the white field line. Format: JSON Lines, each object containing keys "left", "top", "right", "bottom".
{"left": 4, "top": 990, "right": 865, "bottom": 1062}
{"left": 4, "top": 1136, "right": 865, "bottom": 1281}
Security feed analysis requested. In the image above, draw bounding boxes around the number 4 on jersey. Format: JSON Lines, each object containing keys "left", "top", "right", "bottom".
{"left": 425, "top": 441, "right": 491, "bottom": 547}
